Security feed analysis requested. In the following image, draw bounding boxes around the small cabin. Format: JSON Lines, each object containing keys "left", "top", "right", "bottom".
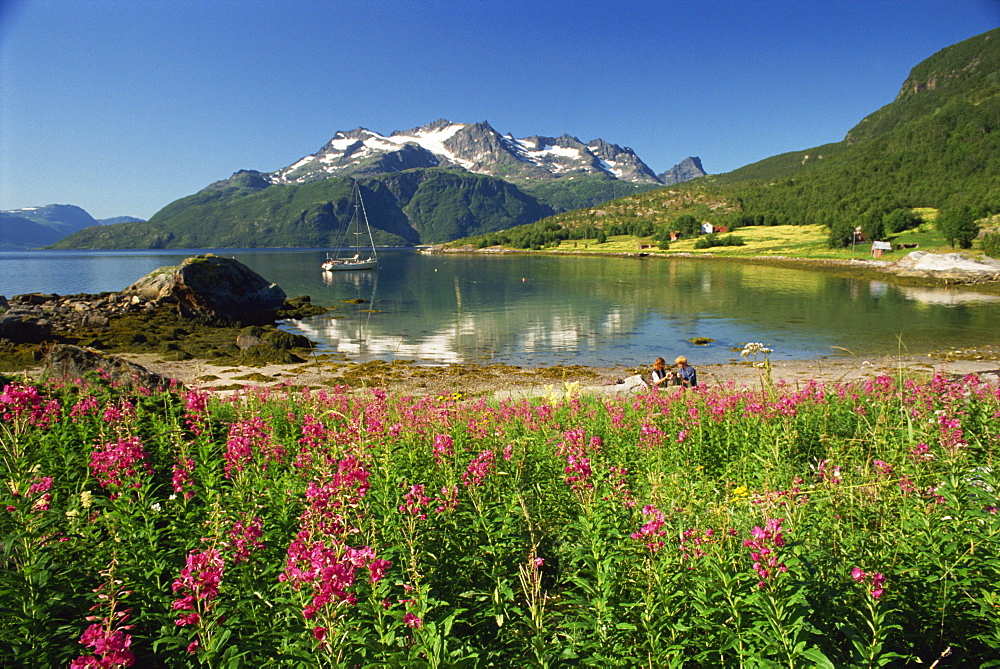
{"left": 871, "top": 241, "right": 892, "bottom": 258}
{"left": 700, "top": 222, "right": 714, "bottom": 235}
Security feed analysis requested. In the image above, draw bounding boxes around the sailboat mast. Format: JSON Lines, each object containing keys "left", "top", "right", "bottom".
{"left": 357, "top": 182, "right": 378, "bottom": 260}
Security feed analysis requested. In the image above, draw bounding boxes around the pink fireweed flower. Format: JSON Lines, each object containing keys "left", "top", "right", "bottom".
{"left": 28, "top": 476, "right": 53, "bottom": 495}
{"left": 851, "top": 567, "right": 887, "bottom": 600}
{"left": 183, "top": 389, "right": 210, "bottom": 435}
{"left": 227, "top": 515, "right": 265, "bottom": 564}
{"left": 1, "top": 383, "right": 61, "bottom": 429}
{"left": 680, "top": 527, "right": 717, "bottom": 562}
{"left": 631, "top": 504, "right": 667, "bottom": 553}
{"left": 297, "top": 456, "right": 371, "bottom": 537}
{"left": 936, "top": 412, "right": 967, "bottom": 453}
{"left": 281, "top": 456, "right": 387, "bottom": 626}
{"left": 281, "top": 538, "right": 388, "bottom": 622}
{"left": 69, "top": 396, "right": 100, "bottom": 421}
{"left": 71, "top": 621, "right": 135, "bottom": 668}
{"left": 606, "top": 402, "right": 626, "bottom": 429}
{"left": 462, "top": 450, "right": 495, "bottom": 487}
{"left": 404, "top": 612, "right": 423, "bottom": 629}
{"left": 399, "top": 484, "right": 431, "bottom": 520}
{"left": 605, "top": 466, "right": 637, "bottom": 508}
{"left": 564, "top": 453, "right": 593, "bottom": 491}
{"left": 743, "top": 518, "right": 788, "bottom": 588}
{"left": 432, "top": 434, "right": 454, "bottom": 465}
{"left": 898, "top": 475, "right": 917, "bottom": 495}
{"left": 557, "top": 428, "right": 587, "bottom": 456}
{"left": 89, "top": 436, "right": 152, "bottom": 494}
{"left": 872, "top": 460, "right": 893, "bottom": 475}
{"left": 298, "top": 413, "right": 329, "bottom": 451}
{"left": 171, "top": 457, "right": 196, "bottom": 500}
{"left": 910, "top": 442, "right": 934, "bottom": 461}
{"left": 224, "top": 417, "right": 283, "bottom": 477}
{"left": 171, "top": 548, "right": 224, "bottom": 626}
{"left": 639, "top": 422, "right": 664, "bottom": 450}
{"left": 368, "top": 558, "right": 392, "bottom": 583}
{"left": 434, "top": 485, "right": 459, "bottom": 513}
{"left": 27, "top": 475, "right": 54, "bottom": 512}
{"left": 101, "top": 400, "right": 136, "bottom": 425}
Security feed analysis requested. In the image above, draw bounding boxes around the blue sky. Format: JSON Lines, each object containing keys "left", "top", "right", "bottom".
{"left": 1, "top": 0, "right": 998, "bottom": 220}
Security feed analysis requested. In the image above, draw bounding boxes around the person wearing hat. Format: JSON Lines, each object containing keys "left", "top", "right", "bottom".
{"left": 675, "top": 356, "right": 697, "bottom": 387}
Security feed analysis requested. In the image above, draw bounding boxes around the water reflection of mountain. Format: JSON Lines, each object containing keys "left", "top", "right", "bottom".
{"left": 281, "top": 252, "right": 1000, "bottom": 366}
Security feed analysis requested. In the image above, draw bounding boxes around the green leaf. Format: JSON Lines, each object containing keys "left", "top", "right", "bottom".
{"left": 800, "top": 646, "right": 835, "bottom": 668}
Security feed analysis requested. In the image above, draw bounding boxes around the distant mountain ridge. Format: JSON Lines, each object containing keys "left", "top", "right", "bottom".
{"left": 268, "top": 119, "right": 672, "bottom": 186}
{"left": 54, "top": 120, "right": 706, "bottom": 249}
{"left": 0, "top": 204, "right": 144, "bottom": 249}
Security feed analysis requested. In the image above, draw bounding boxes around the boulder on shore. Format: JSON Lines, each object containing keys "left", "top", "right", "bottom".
{"left": 885, "top": 251, "right": 1000, "bottom": 282}
{"left": 44, "top": 344, "right": 177, "bottom": 392}
{"left": 122, "top": 254, "right": 286, "bottom": 325}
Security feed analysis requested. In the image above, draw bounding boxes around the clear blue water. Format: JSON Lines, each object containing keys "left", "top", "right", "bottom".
{"left": 2, "top": 248, "right": 998, "bottom": 367}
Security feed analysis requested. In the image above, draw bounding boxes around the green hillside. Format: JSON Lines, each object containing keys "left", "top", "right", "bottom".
{"left": 456, "top": 28, "right": 1000, "bottom": 251}
{"left": 52, "top": 169, "right": 555, "bottom": 249}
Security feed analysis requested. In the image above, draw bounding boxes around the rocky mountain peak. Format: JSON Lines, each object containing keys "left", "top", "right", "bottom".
{"left": 267, "top": 119, "right": 696, "bottom": 187}
{"left": 658, "top": 157, "right": 707, "bottom": 185}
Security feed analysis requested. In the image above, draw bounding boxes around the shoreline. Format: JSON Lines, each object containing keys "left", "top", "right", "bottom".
{"left": 111, "top": 348, "right": 1000, "bottom": 398}
{"left": 425, "top": 246, "right": 1000, "bottom": 290}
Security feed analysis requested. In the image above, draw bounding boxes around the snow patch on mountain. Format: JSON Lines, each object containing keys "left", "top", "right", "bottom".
{"left": 266, "top": 119, "right": 702, "bottom": 187}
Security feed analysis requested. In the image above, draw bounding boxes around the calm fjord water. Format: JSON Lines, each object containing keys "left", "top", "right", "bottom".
{"left": 2, "top": 248, "right": 998, "bottom": 368}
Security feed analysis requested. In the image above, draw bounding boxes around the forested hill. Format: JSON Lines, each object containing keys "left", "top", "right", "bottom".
{"left": 465, "top": 27, "right": 1000, "bottom": 250}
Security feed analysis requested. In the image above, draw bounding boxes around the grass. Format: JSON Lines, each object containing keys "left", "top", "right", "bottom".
{"left": 547, "top": 220, "right": 993, "bottom": 263}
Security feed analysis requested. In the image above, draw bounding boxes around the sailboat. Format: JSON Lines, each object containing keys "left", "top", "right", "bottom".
{"left": 322, "top": 181, "right": 378, "bottom": 271}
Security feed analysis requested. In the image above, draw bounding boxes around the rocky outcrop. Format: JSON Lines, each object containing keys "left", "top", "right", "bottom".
{"left": 883, "top": 251, "right": 1000, "bottom": 283}
{"left": 1, "top": 293, "right": 112, "bottom": 343}
{"left": 44, "top": 344, "right": 177, "bottom": 391}
{"left": 122, "top": 255, "right": 286, "bottom": 324}
{"left": 2, "top": 256, "right": 291, "bottom": 346}
{"left": 658, "top": 157, "right": 707, "bottom": 185}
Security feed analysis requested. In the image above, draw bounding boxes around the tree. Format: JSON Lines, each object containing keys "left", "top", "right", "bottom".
{"left": 860, "top": 210, "right": 885, "bottom": 243}
{"left": 937, "top": 206, "right": 980, "bottom": 249}
{"left": 884, "top": 208, "right": 921, "bottom": 234}
{"left": 827, "top": 219, "right": 855, "bottom": 248}
{"left": 672, "top": 214, "right": 700, "bottom": 236}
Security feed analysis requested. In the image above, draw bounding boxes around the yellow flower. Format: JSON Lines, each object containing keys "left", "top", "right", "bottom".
{"left": 732, "top": 485, "right": 749, "bottom": 498}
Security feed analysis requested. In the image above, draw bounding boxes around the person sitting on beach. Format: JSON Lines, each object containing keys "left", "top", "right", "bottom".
{"left": 649, "top": 357, "right": 673, "bottom": 389}
{"left": 675, "top": 356, "right": 697, "bottom": 387}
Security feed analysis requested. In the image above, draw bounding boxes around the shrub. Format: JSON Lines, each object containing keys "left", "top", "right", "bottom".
{"left": 694, "top": 233, "right": 745, "bottom": 249}
{"left": 982, "top": 232, "right": 1000, "bottom": 259}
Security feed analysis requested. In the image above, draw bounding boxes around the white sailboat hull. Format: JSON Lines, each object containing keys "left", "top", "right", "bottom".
{"left": 322, "top": 181, "right": 379, "bottom": 272}
{"left": 322, "top": 258, "right": 377, "bottom": 271}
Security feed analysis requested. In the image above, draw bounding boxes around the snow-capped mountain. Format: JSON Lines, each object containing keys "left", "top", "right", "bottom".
{"left": 269, "top": 119, "right": 667, "bottom": 185}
